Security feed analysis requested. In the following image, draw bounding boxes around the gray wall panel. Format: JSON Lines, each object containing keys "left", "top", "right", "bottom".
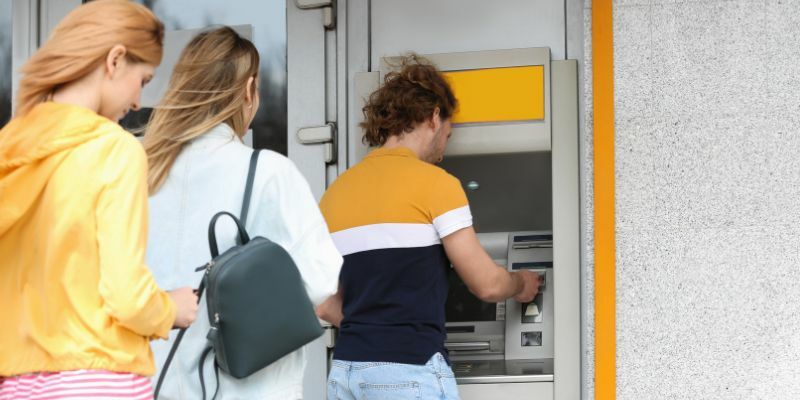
{"left": 612, "top": 0, "right": 800, "bottom": 398}
{"left": 371, "top": 0, "right": 566, "bottom": 64}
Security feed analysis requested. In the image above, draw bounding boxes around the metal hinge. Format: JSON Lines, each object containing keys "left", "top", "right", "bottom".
{"left": 295, "top": 0, "right": 335, "bottom": 29}
{"left": 297, "top": 122, "right": 337, "bottom": 163}
{"left": 322, "top": 325, "right": 337, "bottom": 349}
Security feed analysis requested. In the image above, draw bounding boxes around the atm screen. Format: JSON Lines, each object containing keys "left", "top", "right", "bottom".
{"left": 445, "top": 267, "right": 498, "bottom": 322}
{"left": 438, "top": 152, "right": 552, "bottom": 233}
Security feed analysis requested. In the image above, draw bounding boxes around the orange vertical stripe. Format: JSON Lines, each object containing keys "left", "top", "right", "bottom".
{"left": 593, "top": 1, "right": 615, "bottom": 400}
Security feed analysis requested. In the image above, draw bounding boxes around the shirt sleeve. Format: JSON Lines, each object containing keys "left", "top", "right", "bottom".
{"left": 256, "top": 155, "right": 343, "bottom": 306}
{"left": 95, "top": 134, "right": 175, "bottom": 339}
{"left": 428, "top": 172, "right": 473, "bottom": 238}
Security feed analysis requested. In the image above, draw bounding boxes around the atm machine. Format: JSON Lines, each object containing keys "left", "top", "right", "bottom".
{"left": 355, "top": 48, "right": 580, "bottom": 400}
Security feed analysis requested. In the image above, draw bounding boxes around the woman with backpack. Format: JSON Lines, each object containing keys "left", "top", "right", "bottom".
{"left": 142, "top": 26, "right": 342, "bottom": 400}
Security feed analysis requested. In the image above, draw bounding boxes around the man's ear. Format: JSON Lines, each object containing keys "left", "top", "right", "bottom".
{"left": 105, "top": 44, "right": 128, "bottom": 79}
{"left": 430, "top": 107, "right": 442, "bottom": 131}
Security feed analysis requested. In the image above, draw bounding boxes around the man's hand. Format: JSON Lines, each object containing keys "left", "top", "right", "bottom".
{"left": 512, "top": 270, "right": 541, "bottom": 303}
{"left": 443, "top": 226, "right": 545, "bottom": 303}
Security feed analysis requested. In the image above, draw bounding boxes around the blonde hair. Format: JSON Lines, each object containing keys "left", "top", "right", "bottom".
{"left": 142, "top": 26, "right": 260, "bottom": 194}
{"left": 16, "top": 0, "right": 164, "bottom": 117}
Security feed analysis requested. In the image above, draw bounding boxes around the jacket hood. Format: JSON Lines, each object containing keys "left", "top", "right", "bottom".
{"left": 0, "top": 102, "right": 118, "bottom": 235}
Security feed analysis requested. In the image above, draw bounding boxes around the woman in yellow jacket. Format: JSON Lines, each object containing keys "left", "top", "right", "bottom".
{"left": 0, "top": 1, "right": 198, "bottom": 398}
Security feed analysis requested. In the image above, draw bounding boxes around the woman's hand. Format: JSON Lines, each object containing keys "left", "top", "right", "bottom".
{"left": 168, "top": 287, "right": 199, "bottom": 329}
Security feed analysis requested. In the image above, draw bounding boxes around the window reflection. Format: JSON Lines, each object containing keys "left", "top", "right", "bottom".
{"left": 123, "top": 0, "right": 287, "bottom": 155}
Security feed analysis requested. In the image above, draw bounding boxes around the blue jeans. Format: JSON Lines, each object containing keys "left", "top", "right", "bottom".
{"left": 327, "top": 352, "right": 460, "bottom": 400}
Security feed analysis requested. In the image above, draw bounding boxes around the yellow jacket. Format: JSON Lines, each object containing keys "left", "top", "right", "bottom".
{"left": 0, "top": 102, "right": 175, "bottom": 377}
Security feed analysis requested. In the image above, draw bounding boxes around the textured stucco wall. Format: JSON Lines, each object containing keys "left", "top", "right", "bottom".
{"left": 582, "top": 1, "right": 594, "bottom": 399}
{"left": 609, "top": 0, "right": 800, "bottom": 399}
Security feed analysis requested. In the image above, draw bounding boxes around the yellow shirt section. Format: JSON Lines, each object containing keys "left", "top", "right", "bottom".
{"left": 320, "top": 147, "right": 469, "bottom": 233}
{"left": 0, "top": 103, "right": 175, "bottom": 377}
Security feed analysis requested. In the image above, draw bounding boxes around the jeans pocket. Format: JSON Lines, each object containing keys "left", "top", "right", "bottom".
{"left": 359, "top": 381, "right": 420, "bottom": 400}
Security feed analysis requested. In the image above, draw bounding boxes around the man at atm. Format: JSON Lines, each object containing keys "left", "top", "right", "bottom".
{"left": 317, "top": 55, "right": 541, "bottom": 399}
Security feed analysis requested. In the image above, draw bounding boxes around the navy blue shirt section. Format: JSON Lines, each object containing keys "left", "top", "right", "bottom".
{"left": 333, "top": 245, "right": 450, "bottom": 365}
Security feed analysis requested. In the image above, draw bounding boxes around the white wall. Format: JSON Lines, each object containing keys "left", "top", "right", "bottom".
{"left": 608, "top": 0, "right": 800, "bottom": 398}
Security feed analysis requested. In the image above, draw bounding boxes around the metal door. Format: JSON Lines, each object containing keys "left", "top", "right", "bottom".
{"left": 287, "top": 1, "right": 343, "bottom": 398}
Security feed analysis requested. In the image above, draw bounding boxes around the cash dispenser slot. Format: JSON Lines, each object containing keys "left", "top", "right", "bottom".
{"left": 512, "top": 234, "right": 553, "bottom": 249}
{"left": 445, "top": 341, "right": 492, "bottom": 352}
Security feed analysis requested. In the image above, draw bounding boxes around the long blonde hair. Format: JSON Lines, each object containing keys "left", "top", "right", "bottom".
{"left": 16, "top": 0, "right": 163, "bottom": 117}
{"left": 142, "top": 26, "right": 260, "bottom": 194}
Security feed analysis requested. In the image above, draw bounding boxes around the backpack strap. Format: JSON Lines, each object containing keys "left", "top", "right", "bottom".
{"left": 239, "top": 149, "right": 261, "bottom": 231}
{"left": 154, "top": 273, "right": 207, "bottom": 399}
{"left": 198, "top": 346, "right": 220, "bottom": 400}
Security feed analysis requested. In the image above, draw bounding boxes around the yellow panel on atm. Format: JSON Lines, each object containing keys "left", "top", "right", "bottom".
{"left": 444, "top": 66, "right": 544, "bottom": 124}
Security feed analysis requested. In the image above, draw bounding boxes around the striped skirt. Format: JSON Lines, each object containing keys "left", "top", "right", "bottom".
{"left": 0, "top": 370, "right": 153, "bottom": 400}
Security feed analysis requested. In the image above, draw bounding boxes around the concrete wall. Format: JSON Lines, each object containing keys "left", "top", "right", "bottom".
{"left": 601, "top": 0, "right": 800, "bottom": 398}
{"left": 582, "top": 0, "right": 595, "bottom": 398}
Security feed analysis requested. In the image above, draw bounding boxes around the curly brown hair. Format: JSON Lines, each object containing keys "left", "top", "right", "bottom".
{"left": 361, "top": 54, "right": 458, "bottom": 147}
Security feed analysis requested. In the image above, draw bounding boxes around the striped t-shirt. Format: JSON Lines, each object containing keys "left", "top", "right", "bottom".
{"left": 320, "top": 146, "right": 473, "bottom": 365}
